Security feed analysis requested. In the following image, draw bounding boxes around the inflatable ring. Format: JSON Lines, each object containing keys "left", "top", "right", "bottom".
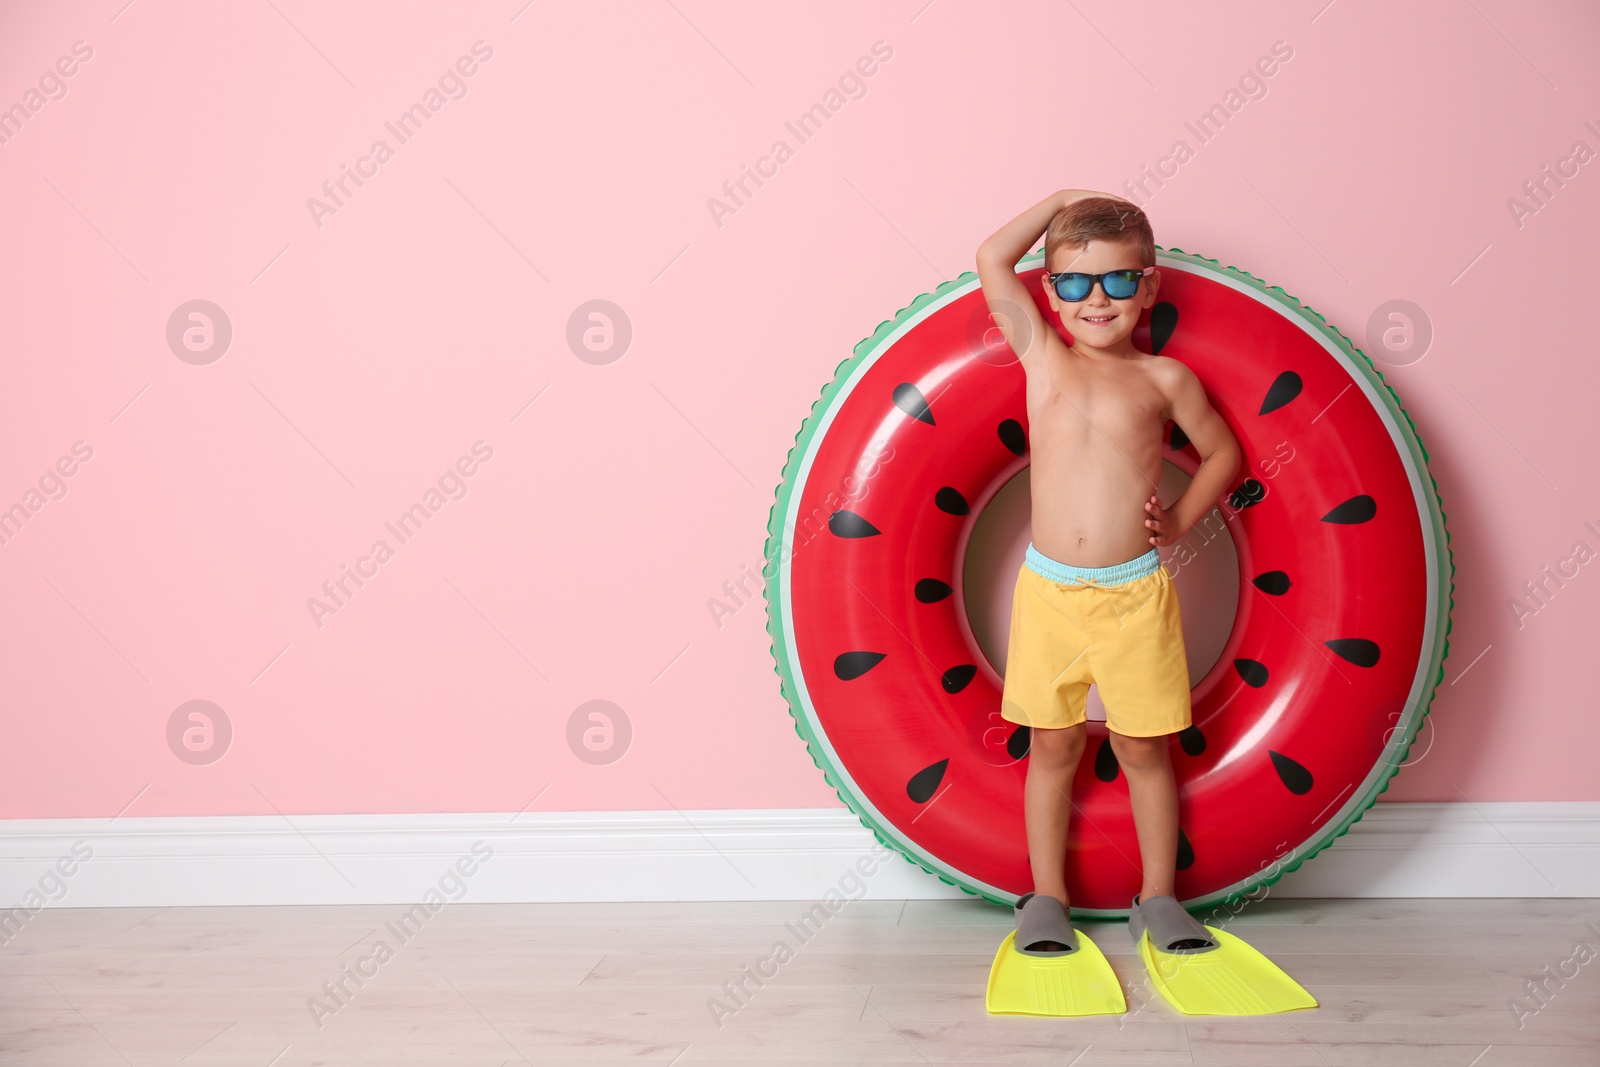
{"left": 764, "top": 247, "right": 1453, "bottom": 916}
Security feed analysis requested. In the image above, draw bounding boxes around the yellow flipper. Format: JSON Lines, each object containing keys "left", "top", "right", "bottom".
{"left": 986, "top": 928, "right": 1127, "bottom": 1017}
{"left": 1137, "top": 925, "right": 1317, "bottom": 1016}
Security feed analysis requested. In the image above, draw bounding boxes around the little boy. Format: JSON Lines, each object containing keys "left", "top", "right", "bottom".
{"left": 975, "top": 189, "right": 1242, "bottom": 954}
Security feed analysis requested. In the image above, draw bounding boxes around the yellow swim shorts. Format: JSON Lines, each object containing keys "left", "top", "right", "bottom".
{"left": 999, "top": 543, "right": 1192, "bottom": 737}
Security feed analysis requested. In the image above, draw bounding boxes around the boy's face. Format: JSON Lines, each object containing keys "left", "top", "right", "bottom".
{"left": 1042, "top": 236, "right": 1160, "bottom": 348}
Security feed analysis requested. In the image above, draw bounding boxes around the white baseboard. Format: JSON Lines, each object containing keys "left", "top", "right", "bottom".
{"left": 1, "top": 802, "right": 1596, "bottom": 911}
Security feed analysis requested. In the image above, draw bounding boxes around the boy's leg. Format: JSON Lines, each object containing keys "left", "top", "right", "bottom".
{"left": 1092, "top": 561, "right": 1190, "bottom": 901}
{"left": 1024, "top": 721, "right": 1088, "bottom": 907}
{"left": 1107, "top": 730, "right": 1178, "bottom": 901}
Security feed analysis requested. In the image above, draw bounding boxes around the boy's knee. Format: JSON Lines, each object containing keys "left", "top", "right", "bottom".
{"left": 1029, "top": 723, "right": 1086, "bottom": 763}
{"left": 1108, "top": 731, "right": 1168, "bottom": 770}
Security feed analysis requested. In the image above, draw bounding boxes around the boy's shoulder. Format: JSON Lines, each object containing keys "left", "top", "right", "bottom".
{"left": 1141, "top": 353, "right": 1200, "bottom": 388}
{"left": 1138, "top": 354, "right": 1201, "bottom": 417}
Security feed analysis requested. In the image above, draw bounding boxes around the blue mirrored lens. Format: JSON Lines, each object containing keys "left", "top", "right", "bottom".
{"left": 1102, "top": 270, "right": 1142, "bottom": 299}
{"left": 1056, "top": 274, "right": 1092, "bottom": 300}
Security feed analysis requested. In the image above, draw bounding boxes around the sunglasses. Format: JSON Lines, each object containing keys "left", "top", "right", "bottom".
{"left": 1046, "top": 266, "right": 1154, "bottom": 301}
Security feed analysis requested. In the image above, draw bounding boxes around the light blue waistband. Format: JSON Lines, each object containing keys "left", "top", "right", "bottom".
{"left": 1024, "top": 542, "right": 1160, "bottom": 586}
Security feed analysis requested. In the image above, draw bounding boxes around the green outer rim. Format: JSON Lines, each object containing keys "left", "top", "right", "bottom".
{"left": 762, "top": 246, "right": 1455, "bottom": 913}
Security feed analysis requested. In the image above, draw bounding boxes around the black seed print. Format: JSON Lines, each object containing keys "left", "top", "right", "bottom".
{"left": 893, "top": 382, "right": 935, "bottom": 425}
{"left": 935, "top": 487, "right": 970, "bottom": 516}
{"left": 1325, "top": 638, "right": 1381, "bottom": 667}
{"left": 1095, "top": 738, "right": 1120, "bottom": 782}
{"left": 941, "top": 664, "right": 977, "bottom": 694}
{"left": 1321, "top": 495, "right": 1377, "bottom": 524}
{"left": 1178, "top": 725, "right": 1207, "bottom": 757}
{"left": 907, "top": 759, "right": 948, "bottom": 803}
{"left": 914, "top": 578, "right": 952, "bottom": 603}
{"left": 1259, "top": 371, "right": 1303, "bottom": 415}
{"left": 1150, "top": 302, "right": 1179, "bottom": 354}
{"left": 1176, "top": 827, "right": 1195, "bottom": 870}
{"left": 1253, "top": 571, "right": 1292, "bottom": 596}
{"left": 1269, "top": 750, "right": 1314, "bottom": 795}
{"left": 998, "top": 418, "right": 1027, "bottom": 456}
{"left": 1007, "top": 725, "right": 1031, "bottom": 760}
{"left": 828, "top": 510, "right": 880, "bottom": 537}
{"left": 1228, "top": 479, "right": 1266, "bottom": 509}
{"left": 1234, "top": 659, "right": 1269, "bottom": 688}
{"left": 834, "top": 651, "right": 887, "bottom": 680}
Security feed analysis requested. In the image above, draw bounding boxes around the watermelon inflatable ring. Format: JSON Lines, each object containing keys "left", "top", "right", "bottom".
{"left": 763, "top": 247, "right": 1454, "bottom": 916}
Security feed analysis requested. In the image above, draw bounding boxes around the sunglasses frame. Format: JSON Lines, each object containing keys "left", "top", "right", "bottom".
{"left": 1045, "top": 265, "right": 1155, "bottom": 302}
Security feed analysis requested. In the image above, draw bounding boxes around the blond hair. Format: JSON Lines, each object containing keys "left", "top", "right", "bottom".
{"left": 1044, "top": 197, "right": 1155, "bottom": 270}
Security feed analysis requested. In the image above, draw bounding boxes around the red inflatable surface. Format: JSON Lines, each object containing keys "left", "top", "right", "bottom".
{"left": 766, "top": 250, "right": 1452, "bottom": 914}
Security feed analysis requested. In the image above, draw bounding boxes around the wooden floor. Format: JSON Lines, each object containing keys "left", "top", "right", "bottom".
{"left": 2, "top": 896, "right": 1598, "bottom": 1064}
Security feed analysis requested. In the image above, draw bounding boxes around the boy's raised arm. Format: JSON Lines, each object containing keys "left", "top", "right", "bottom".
{"left": 975, "top": 188, "right": 1116, "bottom": 363}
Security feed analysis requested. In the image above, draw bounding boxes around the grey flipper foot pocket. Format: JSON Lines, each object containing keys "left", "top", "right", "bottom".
{"left": 1014, "top": 892, "right": 1081, "bottom": 957}
{"left": 1129, "top": 894, "right": 1219, "bottom": 954}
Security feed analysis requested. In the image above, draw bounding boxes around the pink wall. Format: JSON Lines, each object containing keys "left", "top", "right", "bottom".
{"left": 1, "top": 1, "right": 1596, "bottom": 820}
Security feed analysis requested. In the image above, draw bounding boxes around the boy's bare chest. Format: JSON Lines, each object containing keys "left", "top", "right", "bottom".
{"left": 1024, "top": 356, "right": 1167, "bottom": 446}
